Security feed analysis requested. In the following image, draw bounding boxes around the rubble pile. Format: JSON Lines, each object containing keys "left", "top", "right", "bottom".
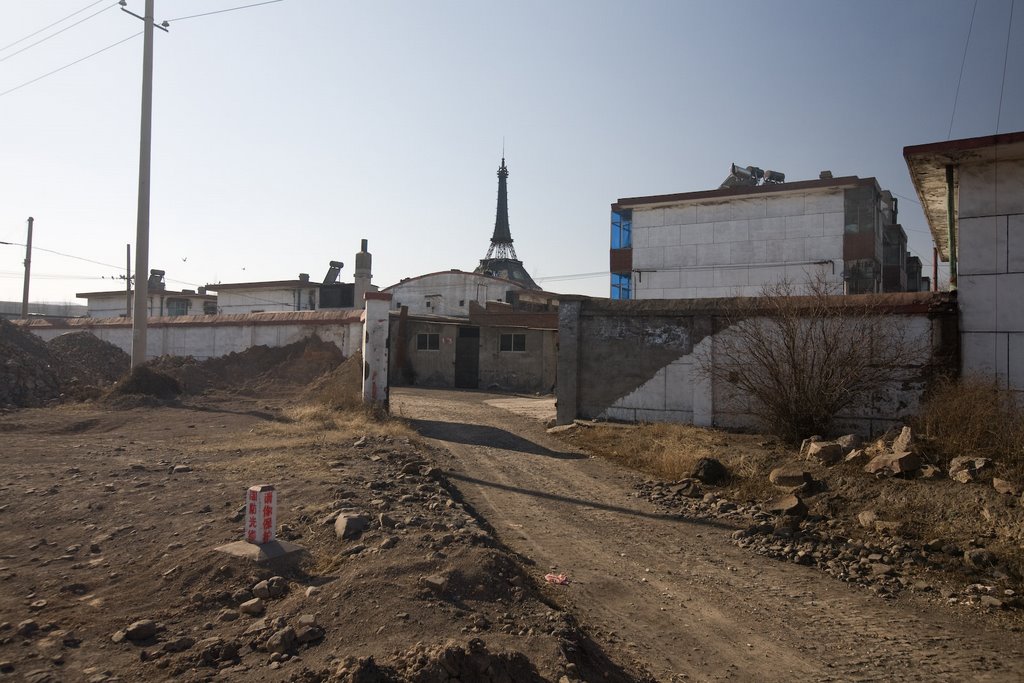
{"left": 48, "top": 331, "right": 130, "bottom": 387}
{"left": 0, "top": 318, "right": 61, "bottom": 408}
{"left": 636, "top": 425, "right": 1024, "bottom": 612}
{"left": 148, "top": 335, "right": 345, "bottom": 394}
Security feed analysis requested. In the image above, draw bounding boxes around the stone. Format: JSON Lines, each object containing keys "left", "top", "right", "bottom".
{"left": 162, "top": 636, "right": 195, "bottom": 653}
{"left": 252, "top": 581, "right": 272, "bottom": 600}
{"left": 981, "top": 595, "right": 1006, "bottom": 610}
{"left": 16, "top": 619, "right": 39, "bottom": 637}
{"left": 948, "top": 456, "right": 994, "bottom": 484}
{"left": 864, "top": 451, "right": 920, "bottom": 476}
{"left": 239, "top": 598, "right": 266, "bottom": 616}
{"left": 124, "top": 619, "right": 157, "bottom": 641}
{"left": 993, "top": 478, "right": 1021, "bottom": 496}
{"left": 765, "top": 494, "right": 807, "bottom": 518}
{"left": 670, "top": 479, "right": 703, "bottom": 498}
{"left": 918, "top": 464, "right": 942, "bottom": 479}
{"left": 891, "top": 426, "right": 914, "bottom": 455}
{"left": 265, "top": 626, "right": 297, "bottom": 655}
{"left": 334, "top": 514, "right": 370, "bottom": 540}
{"left": 835, "top": 434, "right": 862, "bottom": 450}
{"left": 378, "top": 513, "right": 396, "bottom": 529}
{"left": 799, "top": 436, "right": 823, "bottom": 457}
{"left": 253, "top": 576, "right": 287, "bottom": 600}
{"left": 857, "top": 510, "right": 878, "bottom": 529}
{"left": 171, "top": 465, "right": 192, "bottom": 474}
{"left": 295, "top": 625, "right": 325, "bottom": 644}
{"left": 380, "top": 536, "right": 398, "bottom": 550}
{"left": 419, "top": 575, "right": 447, "bottom": 594}
{"left": 964, "top": 548, "right": 997, "bottom": 570}
{"left": 690, "top": 457, "right": 728, "bottom": 485}
{"left": 806, "top": 442, "right": 844, "bottom": 466}
{"left": 768, "top": 466, "right": 812, "bottom": 488}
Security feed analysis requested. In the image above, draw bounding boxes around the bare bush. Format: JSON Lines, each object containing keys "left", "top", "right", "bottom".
{"left": 699, "top": 276, "right": 927, "bottom": 443}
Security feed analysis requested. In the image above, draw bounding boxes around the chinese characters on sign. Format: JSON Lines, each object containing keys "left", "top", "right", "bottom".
{"left": 244, "top": 484, "right": 276, "bottom": 544}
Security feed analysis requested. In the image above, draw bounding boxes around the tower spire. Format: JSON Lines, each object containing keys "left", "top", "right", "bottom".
{"left": 484, "top": 157, "right": 517, "bottom": 260}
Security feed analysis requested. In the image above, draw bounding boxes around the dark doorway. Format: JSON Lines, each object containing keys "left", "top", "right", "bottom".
{"left": 454, "top": 326, "right": 480, "bottom": 389}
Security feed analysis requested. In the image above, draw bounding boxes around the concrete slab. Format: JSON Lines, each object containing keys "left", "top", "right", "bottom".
{"left": 214, "top": 540, "right": 306, "bottom": 564}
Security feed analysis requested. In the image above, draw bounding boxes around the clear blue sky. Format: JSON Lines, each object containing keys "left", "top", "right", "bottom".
{"left": 1, "top": 0, "right": 1021, "bottom": 303}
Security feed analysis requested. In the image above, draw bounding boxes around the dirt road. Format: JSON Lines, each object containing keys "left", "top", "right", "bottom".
{"left": 392, "top": 388, "right": 1024, "bottom": 682}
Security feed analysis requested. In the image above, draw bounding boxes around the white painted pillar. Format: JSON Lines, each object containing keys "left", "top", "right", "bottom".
{"left": 362, "top": 292, "right": 392, "bottom": 407}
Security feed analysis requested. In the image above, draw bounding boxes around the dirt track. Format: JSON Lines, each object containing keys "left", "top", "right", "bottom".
{"left": 393, "top": 387, "right": 1024, "bottom": 682}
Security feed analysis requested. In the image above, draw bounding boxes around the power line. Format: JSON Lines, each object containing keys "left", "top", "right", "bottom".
{"left": 0, "top": 3, "right": 119, "bottom": 65}
{"left": 0, "top": 30, "right": 142, "bottom": 99}
{"left": 165, "top": 0, "right": 285, "bottom": 24}
{"left": 948, "top": 0, "right": 978, "bottom": 139}
{"left": 996, "top": 0, "right": 1016, "bottom": 133}
{"left": 0, "top": 0, "right": 108, "bottom": 53}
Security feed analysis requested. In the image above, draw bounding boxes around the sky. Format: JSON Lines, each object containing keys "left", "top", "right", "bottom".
{"left": 0, "top": 0, "right": 1022, "bottom": 304}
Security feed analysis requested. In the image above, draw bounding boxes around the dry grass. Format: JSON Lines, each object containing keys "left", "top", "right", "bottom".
{"left": 560, "top": 421, "right": 785, "bottom": 502}
{"left": 915, "top": 376, "right": 1024, "bottom": 480}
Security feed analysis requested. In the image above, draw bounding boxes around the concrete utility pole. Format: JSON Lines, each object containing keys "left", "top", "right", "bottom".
{"left": 130, "top": 0, "right": 155, "bottom": 366}
{"left": 20, "top": 217, "right": 33, "bottom": 318}
{"left": 126, "top": 243, "right": 132, "bottom": 317}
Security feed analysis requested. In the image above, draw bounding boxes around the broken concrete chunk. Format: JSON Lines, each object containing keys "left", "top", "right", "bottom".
{"left": 765, "top": 494, "right": 807, "bottom": 518}
{"left": 768, "top": 465, "right": 812, "bottom": 488}
{"left": 834, "top": 434, "right": 862, "bottom": 450}
{"left": 806, "top": 442, "right": 844, "bottom": 466}
{"left": 891, "top": 426, "right": 914, "bottom": 455}
{"left": 949, "top": 457, "right": 994, "bottom": 483}
{"left": 864, "top": 451, "right": 920, "bottom": 476}
{"left": 334, "top": 514, "right": 370, "bottom": 540}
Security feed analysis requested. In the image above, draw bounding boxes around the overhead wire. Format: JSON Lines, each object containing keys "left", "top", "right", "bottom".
{"left": 996, "top": 0, "right": 1016, "bottom": 133}
{"left": 948, "top": 0, "right": 978, "bottom": 139}
{"left": 164, "top": 0, "right": 285, "bottom": 24}
{"left": 0, "top": 31, "right": 142, "bottom": 98}
{"left": 0, "top": 2, "right": 120, "bottom": 64}
{"left": 0, "top": 0, "right": 108, "bottom": 53}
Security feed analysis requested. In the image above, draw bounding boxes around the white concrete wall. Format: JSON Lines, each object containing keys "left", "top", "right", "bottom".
{"left": 957, "top": 159, "right": 1024, "bottom": 391}
{"left": 29, "top": 317, "right": 361, "bottom": 361}
{"left": 385, "top": 272, "right": 525, "bottom": 317}
{"left": 631, "top": 187, "right": 847, "bottom": 299}
{"left": 598, "top": 315, "right": 934, "bottom": 435}
{"left": 216, "top": 287, "right": 319, "bottom": 314}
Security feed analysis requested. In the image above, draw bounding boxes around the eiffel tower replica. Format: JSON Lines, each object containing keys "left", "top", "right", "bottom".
{"left": 474, "top": 157, "right": 541, "bottom": 290}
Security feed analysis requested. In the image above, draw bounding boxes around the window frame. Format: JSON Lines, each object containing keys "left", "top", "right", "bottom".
{"left": 416, "top": 332, "right": 440, "bottom": 351}
{"left": 499, "top": 333, "right": 526, "bottom": 352}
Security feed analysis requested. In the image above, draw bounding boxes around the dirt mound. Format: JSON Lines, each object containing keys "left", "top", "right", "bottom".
{"left": 331, "top": 639, "right": 540, "bottom": 682}
{"left": 0, "top": 318, "right": 61, "bottom": 408}
{"left": 48, "top": 331, "right": 130, "bottom": 387}
{"left": 149, "top": 335, "right": 345, "bottom": 395}
{"left": 301, "top": 351, "right": 363, "bottom": 408}
{"left": 110, "top": 366, "right": 182, "bottom": 399}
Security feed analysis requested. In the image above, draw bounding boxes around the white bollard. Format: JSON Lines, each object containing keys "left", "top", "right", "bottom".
{"left": 245, "top": 484, "right": 277, "bottom": 545}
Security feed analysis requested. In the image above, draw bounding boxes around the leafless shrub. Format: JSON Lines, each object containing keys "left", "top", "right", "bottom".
{"left": 915, "top": 375, "right": 1024, "bottom": 478}
{"left": 699, "top": 275, "right": 927, "bottom": 443}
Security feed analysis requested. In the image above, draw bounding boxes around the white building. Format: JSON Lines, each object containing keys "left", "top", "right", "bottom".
{"left": 383, "top": 270, "right": 555, "bottom": 317}
{"left": 905, "top": 130, "right": 1024, "bottom": 391}
{"left": 209, "top": 275, "right": 322, "bottom": 314}
{"left": 609, "top": 172, "right": 904, "bottom": 299}
{"left": 77, "top": 270, "right": 216, "bottom": 318}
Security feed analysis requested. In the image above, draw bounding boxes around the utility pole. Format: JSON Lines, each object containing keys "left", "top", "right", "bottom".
{"left": 20, "top": 217, "right": 33, "bottom": 318}
{"left": 130, "top": 0, "right": 155, "bottom": 366}
{"left": 126, "top": 243, "right": 132, "bottom": 317}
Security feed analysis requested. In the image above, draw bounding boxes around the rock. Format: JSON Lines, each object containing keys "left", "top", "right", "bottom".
{"left": 806, "top": 442, "right": 844, "bottom": 466}
{"left": 870, "top": 563, "right": 894, "bottom": 576}
{"left": 891, "top": 426, "right": 914, "bottom": 455}
{"left": 334, "top": 514, "right": 370, "bottom": 540}
{"left": 670, "top": 479, "right": 703, "bottom": 498}
{"left": 844, "top": 448, "right": 866, "bottom": 463}
{"left": 799, "top": 436, "right": 823, "bottom": 457}
{"left": 918, "top": 464, "right": 942, "bottom": 479}
{"left": 835, "top": 434, "right": 862, "bottom": 450}
{"left": 864, "top": 451, "right": 920, "bottom": 476}
{"left": 253, "top": 577, "right": 287, "bottom": 600}
{"left": 171, "top": 465, "right": 192, "bottom": 474}
{"left": 857, "top": 510, "right": 878, "bottom": 529}
{"left": 124, "top": 619, "right": 157, "bottom": 641}
{"left": 964, "top": 548, "right": 997, "bottom": 570}
{"left": 981, "top": 595, "right": 1006, "bottom": 610}
{"left": 419, "top": 575, "right": 447, "bottom": 594}
{"left": 948, "top": 456, "right": 994, "bottom": 483}
{"left": 295, "top": 625, "right": 325, "bottom": 644}
{"left": 993, "top": 478, "right": 1021, "bottom": 496}
{"left": 690, "top": 457, "right": 728, "bottom": 485}
{"left": 16, "top": 619, "right": 39, "bottom": 637}
{"left": 765, "top": 494, "right": 807, "bottom": 518}
{"left": 768, "top": 466, "right": 812, "bottom": 488}
{"left": 265, "top": 626, "right": 297, "bottom": 655}
{"left": 161, "top": 636, "right": 195, "bottom": 653}
{"left": 380, "top": 536, "right": 398, "bottom": 550}
{"left": 239, "top": 598, "right": 266, "bottom": 616}
{"left": 378, "top": 513, "right": 396, "bottom": 529}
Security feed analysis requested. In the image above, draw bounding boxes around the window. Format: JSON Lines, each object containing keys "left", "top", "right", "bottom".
{"left": 459, "top": 299, "right": 465, "bottom": 307}
{"left": 203, "top": 301, "right": 217, "bottom": 315}
{"left": 416, "top": 333, "right": 440, "bottom": 350}
{"left": 499, "top": 333, "right": 526, "bottom": 352}
{"left": 166, "top": 298, "right": 189, "bottom": 316}
{"left": 611, "top": 209, "right": 632, "bottom": 248}
{"left": 611, "top": 272, "right": 632, "bottom": 300}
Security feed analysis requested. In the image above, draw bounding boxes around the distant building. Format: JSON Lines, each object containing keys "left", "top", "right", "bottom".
{"left": 0, "top": 301, "right": 86, "bottom": 320}
{"left": 77, "top": 269, "right": 216, "bottom": 317}
{"left": 610, "top": 169, "right": 913, "bottom": 299}
{"left": 905, "top": 130, "right": 1024, "bottom": 391}
{"left": 473, "top": 157, "right": 541, "bottom": 289}
{"left": 207, "top": 241, "right": 375, "bottom": 314}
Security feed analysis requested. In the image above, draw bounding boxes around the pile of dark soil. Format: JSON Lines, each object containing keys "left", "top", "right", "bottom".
{"left": 149, "top": 335, "right": 345, "bottom": 395}
{"left": 109, "top": 366, "right": 182, "bottom": 399}
{"left": 48, "top": 331, "right": 130, "bottom": 387}
{"left": 0, "top": 318, "right": 61, "bottom": 408}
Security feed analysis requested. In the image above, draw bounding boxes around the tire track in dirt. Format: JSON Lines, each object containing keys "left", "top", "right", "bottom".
{"left": 394, "top": 388, "right": 1024, "bottom": 682}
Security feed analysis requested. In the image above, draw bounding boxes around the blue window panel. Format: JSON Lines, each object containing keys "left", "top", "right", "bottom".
{"left": 610, "top": 273, "right": 632, "bottom": 300}
{"left": 611, "top": 209, "right": 633, "bottom": 249}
